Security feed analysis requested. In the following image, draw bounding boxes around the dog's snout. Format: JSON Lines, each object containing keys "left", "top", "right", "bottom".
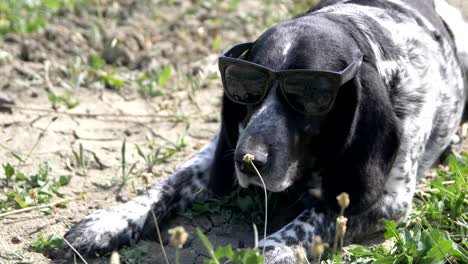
{"left": 235, "top": 149, "right": 268, "bottom": 174}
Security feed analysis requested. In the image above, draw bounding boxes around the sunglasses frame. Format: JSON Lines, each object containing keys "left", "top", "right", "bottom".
{"left": 218, "top": 42, "right": 363, "bottom": 115}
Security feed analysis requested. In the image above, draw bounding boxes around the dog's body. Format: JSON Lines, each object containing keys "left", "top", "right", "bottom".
{"left": 65, "top": 0, "right": 468, "bottom": 262}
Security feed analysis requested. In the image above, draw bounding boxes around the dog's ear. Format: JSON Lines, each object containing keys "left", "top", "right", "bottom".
{"left": 319, "top": 60, "right": 401, "bottom": 214}
{"left": 208, "top": 94, "right": 247, "bottom": 194}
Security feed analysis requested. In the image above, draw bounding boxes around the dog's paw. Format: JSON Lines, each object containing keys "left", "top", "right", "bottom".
{"left": 64, "top": 209, "right": 138, "bottom": 257}
{"left": 262, "top": 246, "right": 296, "bottom": 264}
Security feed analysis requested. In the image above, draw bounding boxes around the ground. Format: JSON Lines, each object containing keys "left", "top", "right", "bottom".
{"left": 0, "top": 1, "right": 467, "bottom": 264}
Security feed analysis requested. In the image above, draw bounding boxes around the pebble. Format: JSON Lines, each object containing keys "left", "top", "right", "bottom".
{"left": 0, "top": 49, "right": 12, "bottom": 65}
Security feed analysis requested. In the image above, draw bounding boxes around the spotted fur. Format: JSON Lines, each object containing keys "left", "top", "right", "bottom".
{"left": 65, "top": 0, "right": 468, "bottom": 262}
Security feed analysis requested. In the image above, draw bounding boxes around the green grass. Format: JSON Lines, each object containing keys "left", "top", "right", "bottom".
{"left": 1, "top": 161, "right": 71, "bottom": 214}
{"left": 31, "top": 232, "right": 63, "bottom": 254}
{"left": 0, "top": 0, "right": 94, "bottom": 35}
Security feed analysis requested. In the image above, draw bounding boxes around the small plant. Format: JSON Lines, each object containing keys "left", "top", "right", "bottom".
{"left": 48, "top": 91, "right": 80, "bottom": 109}
{"left": 120, "top": 139, "right": 136, "bottom": 187}
{"left": 135, "top": 66, "right": 172, "bottom": 97}
{"left": 197, "top": 228, "right": 264, "bottom": 264}
{"left": 0, "top": 0, "right": 59, "bottom": 35}
{"left": 134, "top": 143, "right": 164, "bottom": 173}
{"left": 242, "top": 153, "right": 268, "bottom": 256}
{"left": 0, "top": 0, "right": 96, "bottom": 35}
{"left": 1, "top": 161, "right": 71, "bottom": 213}
{"left": 348, "top": 220, "right": 468, "bottom": 264}
{"left": 346, "top": 154, "right": 468, "bottom": 263}
{"left": 31, "top": 232, "right": 63, "bottom": 254}
{"left": 62, "top": 53, "right": 125, "bottom": 92}
{"left": 71, "top": 143, "right": 88, "bottom": 176}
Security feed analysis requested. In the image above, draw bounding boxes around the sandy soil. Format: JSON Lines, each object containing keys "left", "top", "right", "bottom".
{"left": 0, "top": 1, "right": 467, "bottom": 264}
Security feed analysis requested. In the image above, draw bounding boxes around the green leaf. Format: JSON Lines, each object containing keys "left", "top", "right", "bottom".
{"left": 103, "top": 74, "right": 125, "bottom": 89}
{"left": 213, "top": 245, "right": 234, "bottom": 260}
{"left": 347, "top": 246, "right": 375, "bottom": 257}
{"left": 11, "top": 152, "right": 24, "bottom": 163}
{"left": 3, "top": 163, "right": 15, "bottom": 179}
{"left": 31, "top": 232, "right": 63, "bottom": 253}
{"left": 15, "top": 172, "right": 27, "bottom": 180}
{"left": 422, "top": 240, "right": 453, "bottom": 263}
{"left": 13, "top": 193, "right": 28, "bottom": 208}
{"left": 384, "top": 220, "right": 400, "bottom": 241}
{"left": 135, "top": 144, "right": 146, "bottom": 160}
{"left": 121, "top": 139, "right": 126, "bottom": 178}
{"left": 196, "top": 228, "right": 214, "bottom": 253}
{"left": 212, "top": 34, "right": 222, "bottom": 51}
{"left": 245, "top": 252, "right": 263, "bottom": 264}
{"left": 373, "top": 256, "right": 396, "bottom": 264}
{"left": 158, "top": 66, "right": 172, "bottom": 88}
{"left": 57, "top": 175, "right": 71, "bottom": 186}
{"left": 450, "top": 243, "right": 468, "bottom": 260}
{"left": 88, "top": 53, "right": 105, "bottom": 70}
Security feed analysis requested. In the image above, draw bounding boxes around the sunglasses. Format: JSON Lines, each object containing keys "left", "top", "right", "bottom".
{"left": 218, "top": 42, "right": 363, "bottom": 116}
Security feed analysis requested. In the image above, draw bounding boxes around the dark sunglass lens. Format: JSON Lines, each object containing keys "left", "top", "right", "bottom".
{"left": 224, "top": 65, "right": 268, "bottom": 104}
{"left": 283, "top": 77, "right": 336, "bottom": 114}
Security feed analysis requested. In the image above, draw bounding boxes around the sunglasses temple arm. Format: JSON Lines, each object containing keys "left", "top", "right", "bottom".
{"left": 340, "top": 56, "right": 364, "bottom": 85}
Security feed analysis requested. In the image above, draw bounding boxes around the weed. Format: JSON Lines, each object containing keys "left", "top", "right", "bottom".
{"left": 197, "top": 228, "right": 264, "bottom": 264}
{"left": 60, "top": 53, "right": 125, "bottom": 93}
{"left": 48, "top": 91, "right": 80, "bottom": 109}
{"left": 0, "top": 0, "right": 96, "bottom": 35}
{"left": 212, "top": 34, "right": 222, "bottom": 51}
{"left": 346, "top": 154, "right": 468, "bottom": 264}
{"left": 134, "top": 143, "right": 168, "bottom": 173}
{"left": 71, "top": 143, "right": 88, "bottom": 176}
{"left": 136, "top": 66, "right": 172, "bottom": 97}
{"left": 120, "top": 139, "right": 136, "bottom": 187}
{"left": 31, "top": 232, "right": 63, "bottom": 254}
{"left": 1, "top": 161, "right": 71, "bottom": 213}
{"left": 243, "top": 153, "right": 268, "bottom": 256}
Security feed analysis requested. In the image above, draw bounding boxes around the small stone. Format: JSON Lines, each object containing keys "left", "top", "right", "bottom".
{"left": 115, "top": 194, "right": 128, "bottom": 203}
{"left": 102, "top": 46, "right": 132, "bottom": 66}
{"left": 0, "top": 94, "right": 16, "bottom": 104}
{"left": 11, "top": 236, "right": 22, "bottom": 244}
{"left": 0, "top": 49, "right": 13, "bottom": 65}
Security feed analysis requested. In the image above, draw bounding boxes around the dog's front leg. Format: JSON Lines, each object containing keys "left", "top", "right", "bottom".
{"left": 260, "top": 191, "right": 414, "bottom": 263}
{"left": 64, "top": 137, "right": 218, "bottom": 256}
{"left": 259, "top": 208, "right": 337, "bottom": 263}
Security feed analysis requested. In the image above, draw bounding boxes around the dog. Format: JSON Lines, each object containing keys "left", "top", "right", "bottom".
{"left": 65, "top": 0, "right": 468, "bottom": 262}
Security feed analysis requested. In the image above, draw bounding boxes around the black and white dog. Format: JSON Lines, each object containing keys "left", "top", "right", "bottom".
{"left": 65, "top": 0, "right": 468, "bottom": 262}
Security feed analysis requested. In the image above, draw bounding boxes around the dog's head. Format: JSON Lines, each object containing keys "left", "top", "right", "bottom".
{"left": 225, "top": 16, "right": 362, "bottom": 192}
{"left": 212, "top": 14, "right": 400, "bottom": 210}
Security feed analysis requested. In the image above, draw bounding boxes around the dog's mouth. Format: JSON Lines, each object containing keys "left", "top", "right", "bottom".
{"left": 235, "top": 161, "right": 299, "bottom": 192}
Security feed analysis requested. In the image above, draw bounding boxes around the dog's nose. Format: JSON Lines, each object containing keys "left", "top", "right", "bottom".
{"left": 234, "top": 150, "right": 268, "bottom": 175}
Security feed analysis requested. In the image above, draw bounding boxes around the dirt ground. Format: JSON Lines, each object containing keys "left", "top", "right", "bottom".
{"left": 0, "top": 1, "right": 467, "bottom": 264}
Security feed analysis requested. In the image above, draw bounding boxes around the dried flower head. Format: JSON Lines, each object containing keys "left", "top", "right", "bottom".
{"left": 168, "top": 226, "right": 189, "bottom": 249}
{"left": 29, "top": 188, "right": 38, "bottom": 199}
{"left": 336, "top": 216, "right": 348, "bottom": 238}
{"left": 110, "top": 251, "right": 120, "bottom": 264}
{"left": 242, "top": 153, "right": 255, "bottom": 162}
{"left": 336, "top": 192, "right": 350, "bottom": 209}
{"left": 293, "top": 247, "right": 306, "bottom": 264}
{"left": 310, "top": 236, "right": 328, "bottom": 257}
